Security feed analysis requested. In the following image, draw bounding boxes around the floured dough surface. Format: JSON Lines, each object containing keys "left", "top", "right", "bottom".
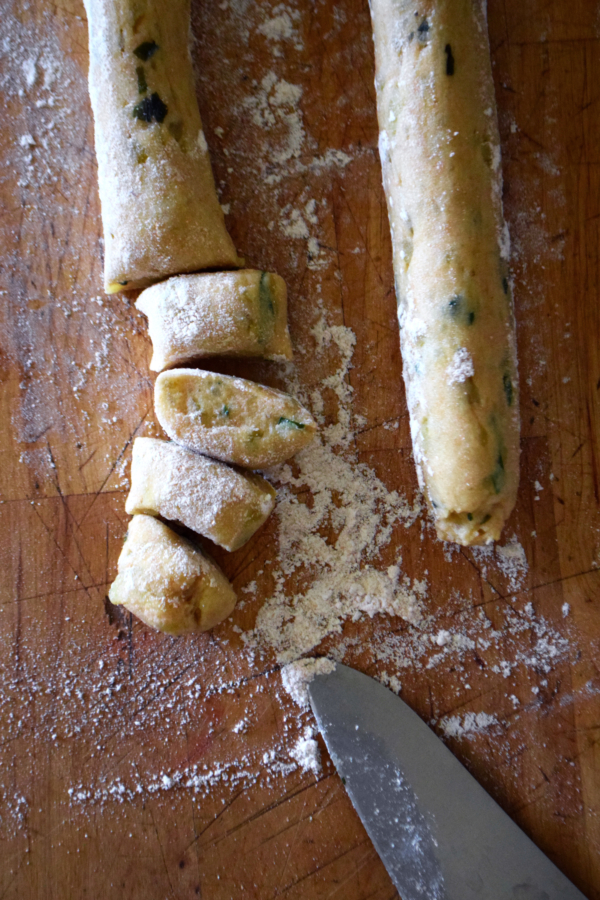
{"left": 155, "top": 370, "right": 317, "bottom": 468}
{"left": 125, "top": 437, "right": 276, "bottom": 551}
{"left": 137, "top": 270, "right": 293, "bottom": 371}
{"left": 83, "top": 0, "right": 240, "bottom": 292}
{"left": 109, "top": 514, "right": 237, "bottom": 634}
{"left": 370, "top": 0, "right": 519, "bottom": 544}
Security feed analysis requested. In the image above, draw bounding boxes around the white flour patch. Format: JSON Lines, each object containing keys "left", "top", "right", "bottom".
{"left": 290, "top": 726, "right": 322, "bottom": 775}
{"left": 439, "top": 712, "right": 500, "bottom": 740}
{"left": 447, "top": 347, "right": 474, "bottom": 385}
{"left": 243, "top": 71, "right": 305, "bottom": 166}
{"left": 471, "top": 536, "right": 529, "bottom": 593}
{"left": 257, "top": 5, "right": 303, "bottom": 55}
{"left": 281, "top": 658, "right": 336, "bottom": 708}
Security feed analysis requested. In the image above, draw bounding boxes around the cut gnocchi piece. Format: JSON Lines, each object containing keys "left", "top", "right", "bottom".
{"left": 109, "top": 514, "right": 237, "bottom": 635}
{"left": 154, "top": 370, "right": 317, "bottom": 468}
{"left": 137, "top": 270, "right": 293, "bottom": 371}
{"left": 83, "top": 0, "right": 241, "bottom": 293}
{"left": 125, "top": 437, "right": 276, "bottom": 551}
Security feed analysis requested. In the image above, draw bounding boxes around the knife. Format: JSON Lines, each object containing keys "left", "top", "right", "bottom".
{"left": 308, "top": 662, "right": 587, "bottom": 900}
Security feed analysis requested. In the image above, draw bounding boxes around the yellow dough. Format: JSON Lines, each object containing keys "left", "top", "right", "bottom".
{"left": 137, "top": 270, "right": 293, "bottom": 371}
{"left": 125, "top": 437, "right": 276, "bottom": 551}
{"left": 370, "top": 0, "right": 519, "bottom": 545}
{"left": 109, "top": 514, "right": 237, "bottom": 634}
{"left": 83, "top": 0, "right": 240, "bottom": 293}
{"left": 155, "top": 369, "right": 317, "bottom": 468}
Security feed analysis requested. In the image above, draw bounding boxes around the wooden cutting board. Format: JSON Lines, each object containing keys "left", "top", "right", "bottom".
{"left": 1, "top": 0, "right": 599, "bottom": 897}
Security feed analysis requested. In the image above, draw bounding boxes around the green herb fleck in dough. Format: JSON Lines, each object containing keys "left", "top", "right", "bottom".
{"left": 447, "top": 294, "right": 475, "bottom": 326}
{"left": 503, "top": 373, "right": 514, "bottom": 407}
{"left": 490, "top": 454, "right": 505, "bottom": 494}
{"left": 259, "top": 272, "right": 275, "bottom": 317}
{"left": 502, "top": 276, "right": 509, "bottom": 295}
{"left": 134, "top": 40, "right": 159, "bottom": 61}
{"left": 417, "top": 18, "right": 429, "bottom": 35}
{"left": 220, "top": 404, "right": 230, "bottom": 418}
{"left": 118, "top": 280, "right": 128, "bottom": 286}
{"left": 481, "top": 142, "right": 493, "bottom": 168}
{"left": 481, "top": 514, "right": 491, "bottom": 525}
{"left": 445, "top": 44, "right": 455, "bottom": 76}
{"left": 136, "top": 66, "right": 147, "bottom": 94}
{"left": 278, "top": 417, "right": 305, "bottom": 429}
{"left": 168, "top": 120, "right": 184, "bottom": 142}
{"left": 255, "top": 271, "right": 276, "bottom": 346}
{"left": 133, "top": 92, "right": 168, "bottom": 124}
{"left": 467, "top": 513, "right": 473, "bottom": 521}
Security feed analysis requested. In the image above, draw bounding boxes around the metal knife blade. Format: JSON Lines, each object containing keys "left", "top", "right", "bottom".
{"left": 308, "top": 662, "right": 587, "bottom": 900}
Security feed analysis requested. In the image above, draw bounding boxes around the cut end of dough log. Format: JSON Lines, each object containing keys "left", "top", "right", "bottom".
{"left": 109, "top": 514, "right": 237, "bottom": 635}
{"left": 83, "top": 0, "right": 241, "bottom": 294}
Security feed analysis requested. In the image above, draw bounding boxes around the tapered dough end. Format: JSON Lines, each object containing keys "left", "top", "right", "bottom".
{"left": 109, "top": 514, "right": 237, "bottom": 634}
{"left": 432, "top": 493, "right": 518, "bottom": 545}
{"left": 136, "top": 269, "right": 293, "bottom": 371}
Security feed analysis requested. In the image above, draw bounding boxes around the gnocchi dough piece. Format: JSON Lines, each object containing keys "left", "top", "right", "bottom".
{"left": 370, "top": 0, "right": 519, "bottom": 545}
{"left": 137, "top": 270, "right": 293, "bottom": 371}
{"left": 125, "top": 437, "right": 276, "bottom": 551}
{"left": 109, "top": 514, "right": 236, "bottom": 634}
{"left": 83, "top": 0, "right": 241, "bottom": 293}
{"left": 155, "top": 370, "right": 317, "bottom": 468}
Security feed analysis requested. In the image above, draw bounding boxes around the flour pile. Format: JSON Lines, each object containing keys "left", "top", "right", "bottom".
{"left": 243, "top": 313, "right": 423, "bottom": 663}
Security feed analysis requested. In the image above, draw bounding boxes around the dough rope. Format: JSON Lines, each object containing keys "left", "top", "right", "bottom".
{"left": 370, "top": 0, "right": 520, "bottom": 545}
{"left": 83, "top": 0, "right": 241, "bottom": 293}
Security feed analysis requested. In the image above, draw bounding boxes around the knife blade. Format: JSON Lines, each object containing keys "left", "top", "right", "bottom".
{"left": 308, "top": 662, "right": 587, "bottom": 900}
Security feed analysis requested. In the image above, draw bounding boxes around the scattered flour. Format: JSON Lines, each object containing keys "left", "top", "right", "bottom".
{"left": 471, "top": 535, "right": 529, "bottom": 593}
{"left": 257, "top": 4, "right": 303, "bottom": 55}
{"left": 243, "top": 71, "right": 305, "bottom": 164}
{"left": 439, "top": 712, "right": 500, "bottom": 740}
{"left": 290, "top": 726, "right": 322, "bottom": 775}
{"left": 244, "top": 312, "right": 424, "bottom": 664}
{"left": 281, "top": 657, "right": 336, "bottom": 708}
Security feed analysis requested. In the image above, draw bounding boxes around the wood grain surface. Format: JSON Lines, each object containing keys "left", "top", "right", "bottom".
{"left": 1, "top": 0, "right": 599, "bottom": 898}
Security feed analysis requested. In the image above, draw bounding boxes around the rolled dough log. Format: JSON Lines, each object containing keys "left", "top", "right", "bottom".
{"left": 109, "top": 514, "right": 237, "bottom": 634}
{"left": 137, "top": 270, "right": 293, "bottom": 371}
{"left": 83, "top": 0, "right": 240, "bottom": 293}
{"left": 370, "top": 0, "right": 519, "bottom": 545}
{"left": 125, "top": 437, "right": 276, "bottom": 551}
{"left": 155, "top": 369, "right": 317, "bottom": 468}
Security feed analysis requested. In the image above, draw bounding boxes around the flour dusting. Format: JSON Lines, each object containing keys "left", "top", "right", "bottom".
{"left": 439, "top": 712, "right": 499, "bottom": 740}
